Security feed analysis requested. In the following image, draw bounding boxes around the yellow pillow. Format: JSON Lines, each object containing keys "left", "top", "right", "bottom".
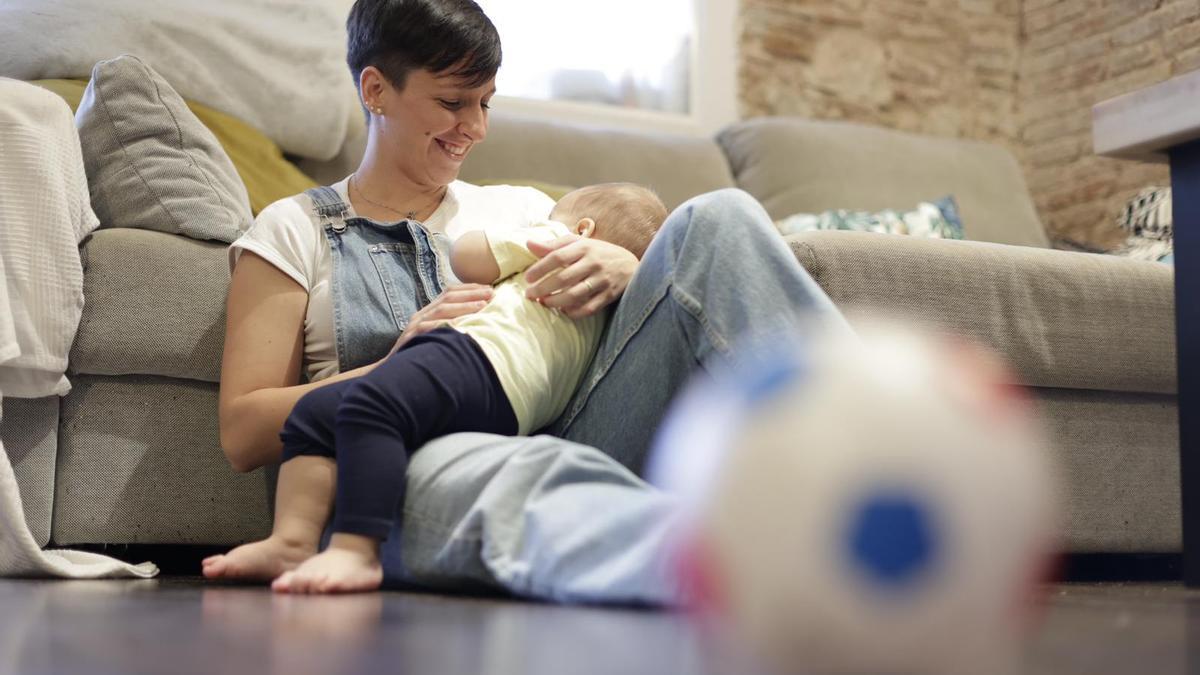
{"left": 31, "top": 79, "right": 317, "bottom": 215}
{"left": 474, "top": 179, "right": 576, "bottom": 203}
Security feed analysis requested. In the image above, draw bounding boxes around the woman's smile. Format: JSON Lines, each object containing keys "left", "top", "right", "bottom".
{"left": 434, "top": 137, "right": 469, "bottom": 161}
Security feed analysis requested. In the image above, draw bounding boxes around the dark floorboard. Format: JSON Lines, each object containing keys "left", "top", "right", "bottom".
{"left": 3, "top": 578, "right": 1200, "bottom": 674}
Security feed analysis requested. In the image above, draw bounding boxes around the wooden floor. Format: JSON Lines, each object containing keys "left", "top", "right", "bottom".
{"left": 2, "top": 578, "right": 1199, "bottom": 674}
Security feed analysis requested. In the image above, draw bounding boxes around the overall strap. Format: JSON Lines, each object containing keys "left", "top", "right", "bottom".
{"left": 306, "top": 186, "right": 349, "bottom": 231}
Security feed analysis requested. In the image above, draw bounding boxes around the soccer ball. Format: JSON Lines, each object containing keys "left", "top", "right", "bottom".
{"left": 649, "top": 320, "right": 1058, "bottom": 675}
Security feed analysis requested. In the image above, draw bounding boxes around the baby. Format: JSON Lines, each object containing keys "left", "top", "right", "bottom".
{"left": 203, "top": 182, "right": 668, "bottom": 593}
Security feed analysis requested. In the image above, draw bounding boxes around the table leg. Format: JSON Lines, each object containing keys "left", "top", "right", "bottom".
{"left": 1171, "top": 139, "right": 1200, "bottom": 586}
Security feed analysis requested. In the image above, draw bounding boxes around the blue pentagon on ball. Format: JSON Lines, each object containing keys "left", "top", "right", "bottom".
{"left": 846, "top": 491, "right": 938, "bottom": 588}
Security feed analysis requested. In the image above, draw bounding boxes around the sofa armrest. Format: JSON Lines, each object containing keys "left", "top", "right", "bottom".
{"left": 787, "top": 231, "right": 1176, "bottom": 394}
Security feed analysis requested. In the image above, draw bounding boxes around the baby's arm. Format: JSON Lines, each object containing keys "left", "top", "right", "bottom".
{"left": 450, "top": 231, "right": 502, "bottom": 285}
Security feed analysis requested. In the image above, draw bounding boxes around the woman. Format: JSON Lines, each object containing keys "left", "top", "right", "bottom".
{"left": 203, "top": 0, "right": 845, "bottom": 601}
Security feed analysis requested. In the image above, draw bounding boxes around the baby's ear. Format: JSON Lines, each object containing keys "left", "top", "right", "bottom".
{"left": 574, "top": 217, "right": 596, "bottom": 238}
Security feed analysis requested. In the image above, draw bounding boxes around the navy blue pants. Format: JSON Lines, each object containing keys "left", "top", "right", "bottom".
{"left": 280, "top": 328, "right": 518, "bottom": 539}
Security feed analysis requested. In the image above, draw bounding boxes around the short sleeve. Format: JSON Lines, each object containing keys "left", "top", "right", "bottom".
{"left": 489, "top": 221, "right": 574, "bottom": 280}
{"left": 227, "top": 196, "right": 318, "bottom": 291}
{"left": 518, "top": 187, "right": 557, "bottom": 224}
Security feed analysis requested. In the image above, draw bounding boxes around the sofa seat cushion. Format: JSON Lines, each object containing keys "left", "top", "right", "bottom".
{"left": 1032, "top": 387, "right": 1179, "bottom": 553}
{"left": 71, "top": 229, "right": 228, "bottom": 382}
{"left": 789, "top": 230, "right": 1176, "bottom": 394}
{"left": 0, "top": 397, "right": 58, "bottom": 547}
{"left": 55, "top": 375, "right": 270, "bottom": 545}
{"left": 719, "top": 117, "right": 1050, "bottom": 249}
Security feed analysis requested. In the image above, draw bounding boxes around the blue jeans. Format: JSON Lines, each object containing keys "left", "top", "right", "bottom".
{"left": 380, "top": 189, "right": 847, "bottom": 604}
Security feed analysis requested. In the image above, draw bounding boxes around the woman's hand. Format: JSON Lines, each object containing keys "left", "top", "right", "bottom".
{"left": 385, "top": 284, "right": 494, "bottom": 357}
{"left": 523, "top": 235, "right": 638, "bottom": 319}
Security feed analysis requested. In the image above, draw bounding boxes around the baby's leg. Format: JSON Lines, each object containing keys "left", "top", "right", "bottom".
{"left": 204, "top": 381, "right": 351, "bottom": 581}
{"left": 276, "top": 329, "right": 516, "bottom": 594}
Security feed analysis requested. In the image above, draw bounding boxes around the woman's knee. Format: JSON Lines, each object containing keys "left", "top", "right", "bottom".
{"left": 660, "top": 188, "right": 775, "bottom": 250}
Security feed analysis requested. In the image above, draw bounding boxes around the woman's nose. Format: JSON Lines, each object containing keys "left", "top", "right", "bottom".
{"left": 459, "top": 105, "right": 487, "bottom": 142}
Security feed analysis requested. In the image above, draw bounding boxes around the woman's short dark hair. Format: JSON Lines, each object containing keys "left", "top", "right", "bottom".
{"left": 346, "top": 0, "right": 501, "bottom": 92}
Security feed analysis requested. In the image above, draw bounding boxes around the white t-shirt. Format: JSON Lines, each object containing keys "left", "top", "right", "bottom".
{"left": 228, "top": 177, "right": 555, "bottom": 382}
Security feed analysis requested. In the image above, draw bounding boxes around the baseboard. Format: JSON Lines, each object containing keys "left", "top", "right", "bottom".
{"left": 1060, "top": 553, "right": 1182, "bottom": 582}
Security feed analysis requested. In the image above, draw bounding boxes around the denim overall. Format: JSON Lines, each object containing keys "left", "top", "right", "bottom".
{"left": 306, "top": 185, "right": 454, "bottom": 372}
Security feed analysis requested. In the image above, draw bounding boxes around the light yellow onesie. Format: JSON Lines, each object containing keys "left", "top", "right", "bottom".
{"left": 450, "top": 221, "right": 605, "bottom": 434}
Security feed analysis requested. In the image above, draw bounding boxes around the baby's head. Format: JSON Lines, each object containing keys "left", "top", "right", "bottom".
{"left": 550, "top": 183, "right": 668, "bottom": 259}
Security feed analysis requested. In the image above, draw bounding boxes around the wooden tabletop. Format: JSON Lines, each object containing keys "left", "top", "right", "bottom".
{"left": 1093, "top": 68, "right": 1200, "bottom": 163}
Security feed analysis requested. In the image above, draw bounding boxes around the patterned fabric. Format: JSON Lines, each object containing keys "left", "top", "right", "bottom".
{"left": 775, "top": 196, "right": 964, "bottom": 240}
{"left": 1113, "top": 186, "right": 1173, "bottom": 263}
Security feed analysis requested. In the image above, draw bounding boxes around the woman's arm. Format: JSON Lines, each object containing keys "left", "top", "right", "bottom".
{"left": 219, "top": 252, "right": 497, "bottom": 472}
{"left": 218, "top": 252, "right": 376, "bottom": 472}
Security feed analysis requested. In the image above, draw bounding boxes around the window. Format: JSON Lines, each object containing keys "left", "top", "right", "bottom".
{"left": 478, "top": 0, "right": 693, "bottom": 114}
{"left": 477, "top": 0, "right": 737, "bottom": 135}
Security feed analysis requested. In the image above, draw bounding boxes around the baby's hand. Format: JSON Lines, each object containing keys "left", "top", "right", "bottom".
{"left": 384, "top": 284, "right": 493, "bottom": 356}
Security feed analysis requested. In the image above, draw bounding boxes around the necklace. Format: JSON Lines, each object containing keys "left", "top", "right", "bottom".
{"left": 350, "top": 173, "right": 446, "bottom": 220}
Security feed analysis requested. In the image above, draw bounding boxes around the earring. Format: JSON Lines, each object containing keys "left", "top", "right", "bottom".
{"left": 372, "top": 106, "right": 384, "bottom": 115}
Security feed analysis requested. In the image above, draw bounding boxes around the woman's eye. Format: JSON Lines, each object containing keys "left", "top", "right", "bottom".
{"left": 439, "top": 99, "right": 462, "bottom": 109}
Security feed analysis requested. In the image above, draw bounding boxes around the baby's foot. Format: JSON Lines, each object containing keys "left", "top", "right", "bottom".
{"left": 202, "top": 536, "right": 317, "bottom": 582}
{"left": 272, "top": 539, "right": 382, "bottom": 594}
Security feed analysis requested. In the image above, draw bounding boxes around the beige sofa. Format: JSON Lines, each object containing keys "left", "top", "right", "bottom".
{"left": 2, "top": 112, "right": 1177, "bottom": 559}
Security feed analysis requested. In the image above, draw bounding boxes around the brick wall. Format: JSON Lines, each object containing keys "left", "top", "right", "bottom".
{"left": 739, "top": 0, "right": 1200, "bottom": 249}
{"left": 741, "top": 0, "right": 1022, "bottom": 147}
{"left": 1020, "top": 0, "right": 1199, "bottom": 248}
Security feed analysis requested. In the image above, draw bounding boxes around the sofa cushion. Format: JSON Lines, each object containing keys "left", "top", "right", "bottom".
{"left": 789, "top": 231, "right": 1175, "bottom": 394}
{"left": 55, "top": 375, "right": 270, "bottom": 545}
{"left": 33, "top": 78, "right": 318, "bottom": 215}
{"left": 0, "top": 396, "right": 58, "bottom": 547}
{"left": 776, "top": 195, "right": 964, "bottom": 240}
{"left": 71, "top": 229, "right": 228, "bottom": 383}
{"left": 1032, "top": 387, "right": 1179, "bottom": 553}
{"left": 76, "top": 55, "right": 252, "bottom": 243}
{"left": 456, "top": 112, "right": 736, "bottom": 211}
{"left": 719, "top": 117, "right": 1050, "bottom": 249}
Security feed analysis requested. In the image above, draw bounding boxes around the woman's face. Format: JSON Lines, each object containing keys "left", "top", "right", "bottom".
{"left": 367, "top": 67, "right": 495, "bottom": 189}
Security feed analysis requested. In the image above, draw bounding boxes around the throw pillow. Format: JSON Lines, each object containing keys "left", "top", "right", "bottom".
{"left": 74, "top": 55, "right": 252, "bottom": 243}
{"left": 32, "top": 78, "right": 318, "bottom": 215}
{"left": 474, "top": 179, "right": 577, "bottom": 202}
{"left": 1112, "top": 186, "right": 1173, "bottom": 263}
{"left": 776, "top": 196, "right": 965, "bottom": 240}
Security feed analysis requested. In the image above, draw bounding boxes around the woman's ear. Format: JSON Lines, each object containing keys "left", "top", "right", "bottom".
{"left": 360, "top": 66, "right": 388, "bottom": 112}
{"left": 574, "top": 217, "right": 596, "bottom": 238}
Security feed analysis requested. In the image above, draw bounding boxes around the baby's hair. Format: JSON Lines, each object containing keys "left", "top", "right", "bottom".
{"left": 553, "top": 183, "right": 668, "bottom": 259}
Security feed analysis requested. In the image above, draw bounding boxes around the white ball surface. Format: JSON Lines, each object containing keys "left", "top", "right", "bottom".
{"left": 650, "top": 321, "right": 1058, "bottom": 675}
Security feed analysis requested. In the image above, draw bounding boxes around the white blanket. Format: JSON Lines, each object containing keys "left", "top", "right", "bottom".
{"left": 0, "top": 79, "right": 157, "bottom": 579}
{"left": 0, "top": 0, "right": 357, "bottom": 161}
{"left": 0, "top": 417, "right": 157, "bottom": 579}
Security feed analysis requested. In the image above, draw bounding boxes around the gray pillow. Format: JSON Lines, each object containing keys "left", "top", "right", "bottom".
{"left": 76, "top": 55, "right": 251, "bottom": 243}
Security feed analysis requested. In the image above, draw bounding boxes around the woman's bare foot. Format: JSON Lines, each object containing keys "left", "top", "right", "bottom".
{"left": 272, "top": 534, "right": 382, "bottom": 594}
{"left": 202, "top": 536, "right": 317, "bottom": 582}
